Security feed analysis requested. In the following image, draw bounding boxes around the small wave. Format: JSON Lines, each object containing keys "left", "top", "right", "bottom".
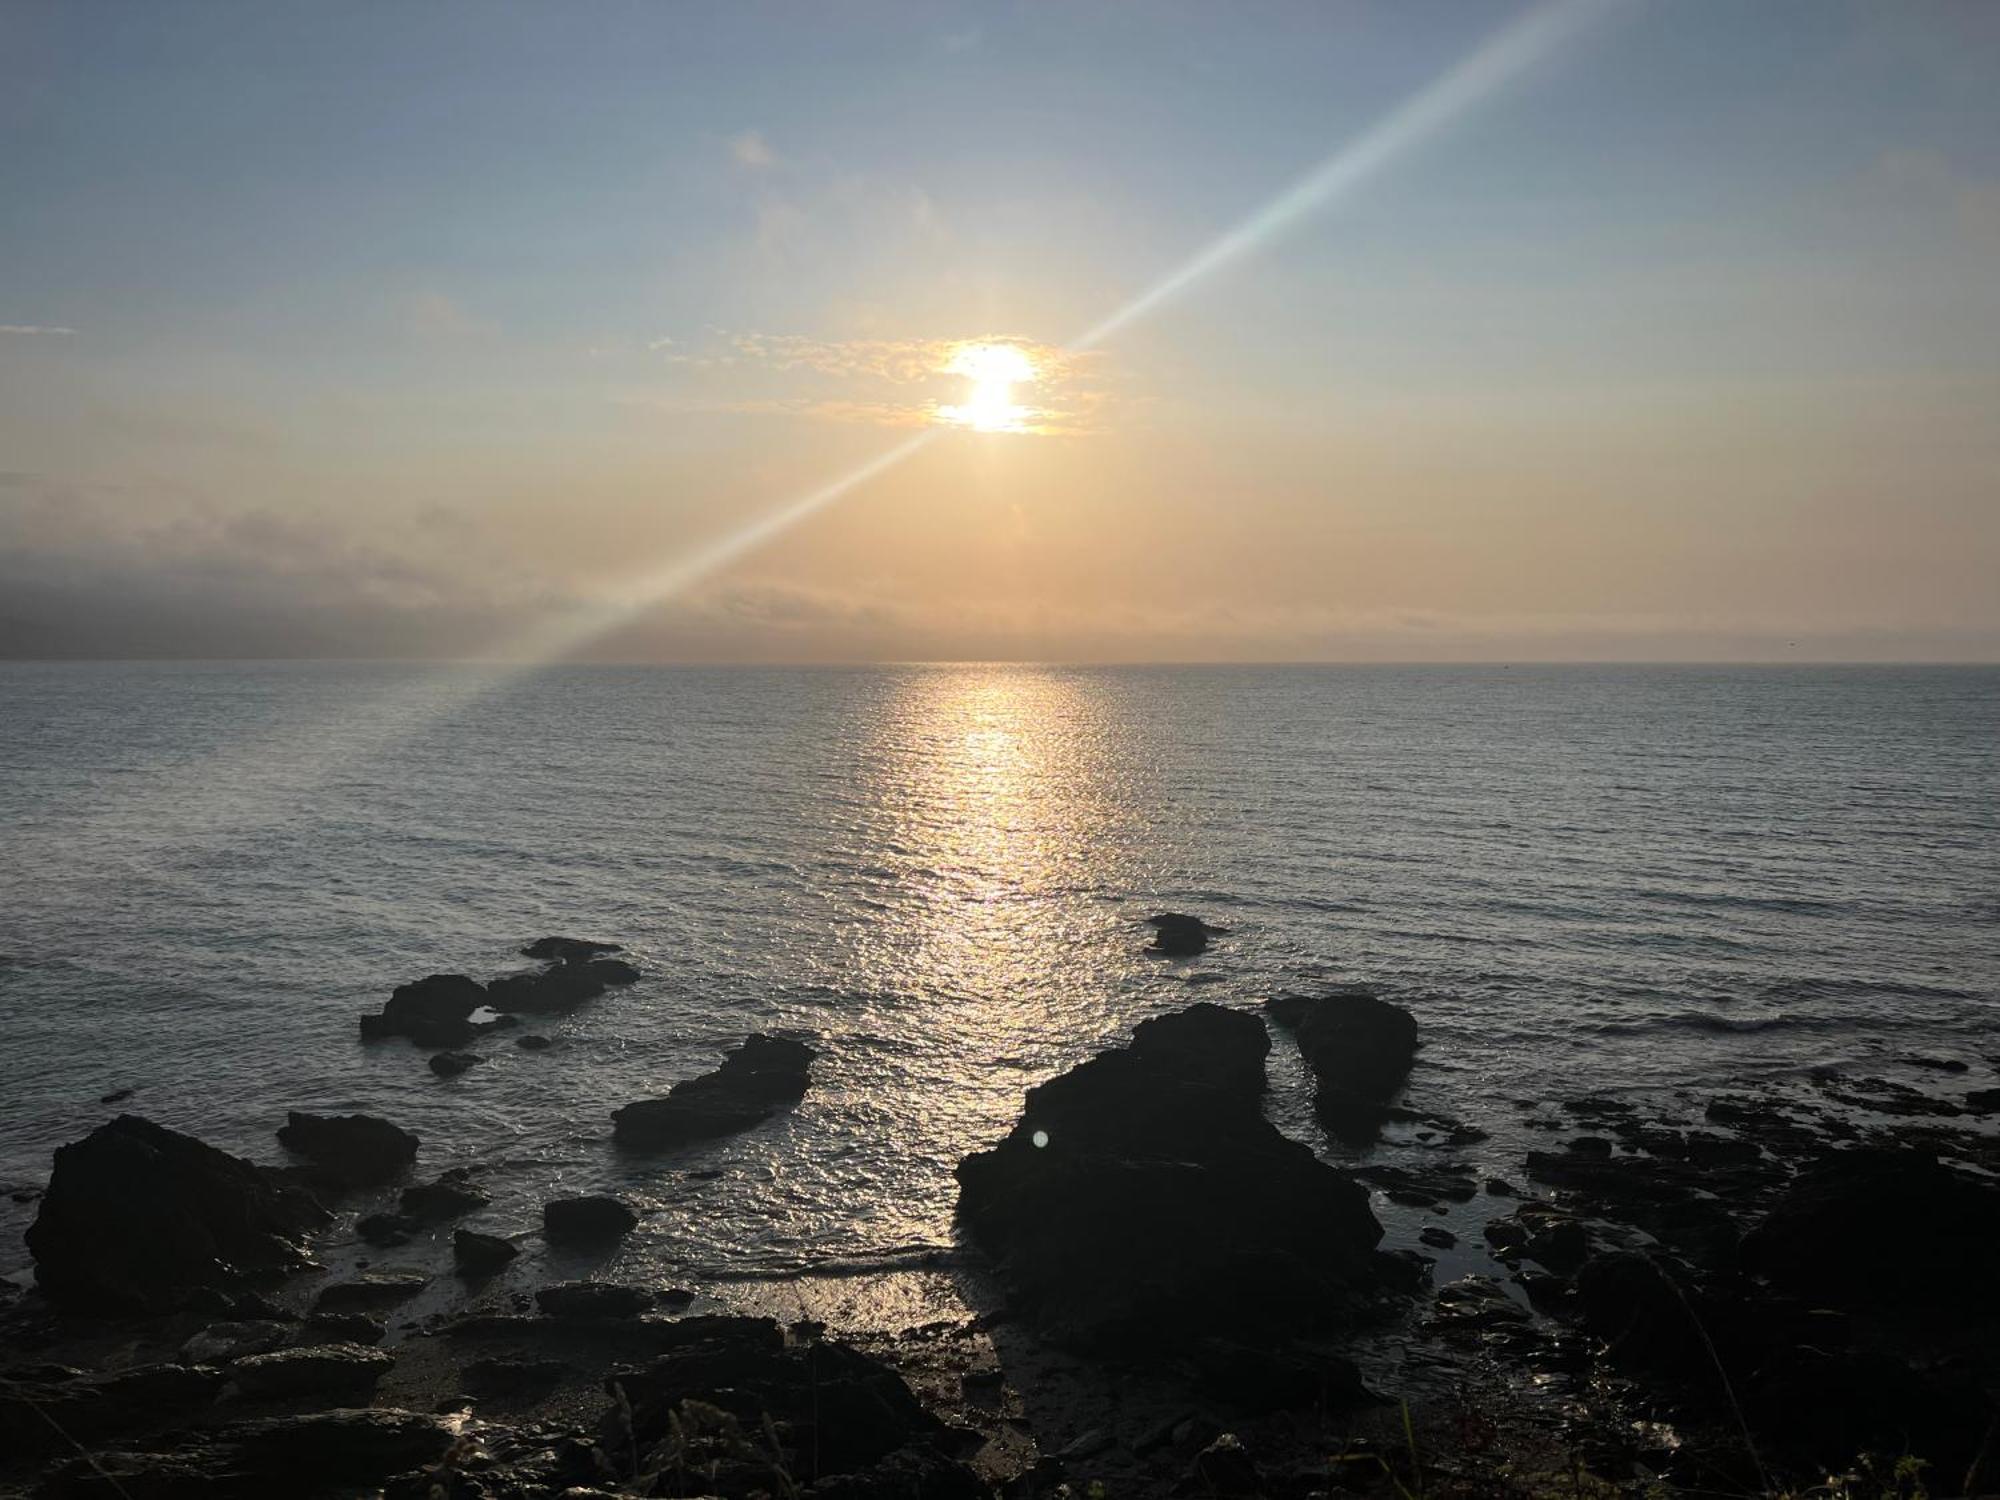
{"left": 1595, "top": 1010, "right": 1871, "bottom": 1037}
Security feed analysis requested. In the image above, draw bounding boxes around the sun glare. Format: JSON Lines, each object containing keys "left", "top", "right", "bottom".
{"left": 938, "top": 342, "right": 1037, "bottom": 433}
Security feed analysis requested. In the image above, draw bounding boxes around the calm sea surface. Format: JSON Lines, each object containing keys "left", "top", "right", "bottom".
{"left": 1, "top": 663, "right": 1996, "bottom": 1288}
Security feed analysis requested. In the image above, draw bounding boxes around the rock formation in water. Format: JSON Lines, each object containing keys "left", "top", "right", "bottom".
{"left": 1265, "top": 986, "right": 1418, "bottom": 1144}
{"left": 612, "top": 1033, "right": 817, "bottom": 1150}
{"left": 955, "top": 1002, "right": 1390, "bottom": 1353}
{"left": 1143, "top": 911, "right": 1226, "bottom": 955}
{"left": 275, "top": 1111, "right": 419, "bottom": 1186}
{"left": 24, "top": 1115, "right": 329, "bottom": 1315}
{"left": 357, "top": 972, "right": 488, "bottom": 1048}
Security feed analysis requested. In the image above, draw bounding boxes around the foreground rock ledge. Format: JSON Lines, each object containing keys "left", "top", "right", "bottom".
{"left": 25, "top": 1115, "right": 328, "bottom": 1315}
{"left": 612, "top": 1032, "right": 817, "bottom": 1150}
{"left": 954, "top": 1002, "right": 1390, "bottom": 1352}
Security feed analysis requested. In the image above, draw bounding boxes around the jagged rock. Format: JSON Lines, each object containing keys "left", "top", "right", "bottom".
{"left": 24, "top": 1115, "right": 328, "bottom": 1314}
{"left": 275, "top": 1112, "right": 418, "bottom": 1186}
{"left": 313, "top": 1270, "right": 428, "bottom": 1311}
{"left": 612, "top": 1034, "right": 816, "bottom": 1150}
{"left": 179, "top": 1320, "right": 292, "bottom": 1364}
{"left": 1144, "top": 912, "right": 1224, "bottom": 955}
{"left": 452, "top": 1229, "right": 518, "bottom": 1276}
{"left": 543, "top": 1195, "right": 639, "bottom": 1243}
{"left": 427, "top": 1051, "right": 481, "bottom": 1078}
{"left": 357, "top": 973, "right": 487, "bottom": 1048}
{"left": 399, "top": 1169, "right": 490, "bottom": 1221}
{"left": 228, "top": 1342, "right": 393, "bottom": 1399}
{"left": 1739, "top": 1146, "right": 2000, "bottom": 1306}
{"left": 535, "top": 1281, "right": 654, "bottom": 1318}
{"left": 954, "top": 1003, "right": 1386, "bottom": 1351}
{"left": 1265, "top": 987, "right": 1418, "bottom": 1144}
{"left": 521, "top": 937, "right": 621, "bottom": 962}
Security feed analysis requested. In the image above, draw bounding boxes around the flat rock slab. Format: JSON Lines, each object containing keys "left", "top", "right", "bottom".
{"left": 612, "top": 1033, "right": 816, "bottom": 1150}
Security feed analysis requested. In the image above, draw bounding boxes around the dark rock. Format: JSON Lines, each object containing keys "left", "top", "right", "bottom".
{"left": 1739, "top": 1146, "right": 2000, "bottom": 1307}
{"left": 1419, "top": 1226, "right": 1457, "bottom": 1249}
{"left": 586, "top": 956, "right": 641, "bottom": 985}
{"left": 313, "top": 1270, "right": 428, "bottom": 1311}
{"left": 1265, "top": 987, "right": 1419, "bottom": 1144}
{"left": 0, "top": 1363, "right": 224, "bottom": 1460}
{"left": 521, "top": 936, "right": 622, "bottom": 962}
{"left": 954, "top": 1003, "right": 1385, "bottom": 1352}
{"left": 225, "top": 1407, "right": 457, "bottom": 1482}
{"left": 1966, "top": 1087, "right": 2000, "bottom": 1114}
{"left": 452, "top": 1229, "right": 518, "bottom": 1276}
{"left": 1573, "top": 1251, "right": 1718, "bottom": 1378}
{"left": 1189, "top": 1339, "right": 1376, "bottom": 1413}
{"left": 228, "top": 1342, "right": 393, "bottom": 1399}
{"left": 1144, "top": 911, "right": 1225, "bottom": 955}
{"left": 275, "top": 1112, "right": 418, "bottom": 1186}
{"left": 301, "top": 1312, "right": 384, "bottom": 1345}
{"left": 1744, "top": 1346, "right": 1994, "bottom": 1478}
{"left": 180, "top": 1320, "right": 293, "bottom": 1363}
{"left": 355, "top": 1212, "right": 415, "bottom": 1247}
{"left": 358, "top": 973, "right": 487, "bottom": 1048}
{"left": 612, "top": 1033, "right": 817, "bottom": 1150}
{"left": 99, "top": 1088, "right": 134, "bottom": 1105}
{"left": 544, "top": 1194, "right": 639, "bottom": 1243}
{"left": 25, "top": 1115, "right": 328, "bottom": 1314}
{"left": 398, "top": 1169, "right": 490, "bottom": 1221}
{"left": 427, "top": 1051, "right": 481, "bottom": 1078}
{"left": 535, "top": 1281, "right": 654, "bottom": 1318}
{"left": 461, "top": 1356, "right": 567, "bottom": 1395}
{"left": 1484, "top": 1178, "right": 1517, "bottom": 1196}
{"left": 804, "top": 1444, "right": 987, "bottom": 1499}
{"left": 1193, "top": 1433, "right": 1261, "bottom": 1496}
{"left": 487, "top": 964, "right": 606, "bottom": 1015}
{"left": 516, "top": 1034, "right": 554, "bottom": 1050}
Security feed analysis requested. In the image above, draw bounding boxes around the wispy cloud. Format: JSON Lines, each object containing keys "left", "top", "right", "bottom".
{"left": 727, "top": 129, "right": 777, "bottom": 170}
{"left": 0, "top": 324, "right": 78, "bottom": 337}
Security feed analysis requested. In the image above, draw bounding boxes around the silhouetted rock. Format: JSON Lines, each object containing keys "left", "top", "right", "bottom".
{"left": 487, "top": 964, "right": 605, "bottom": 1014}
{"left": 1265, "top": 987, "right": 1418, "bottom": 1144}
{"left": 1739, "top": 1146, "right": 2000, "bottom": 1307}
{"left": 357, "top": 973, "right": 486, "bottom": 1048}
{"left": 227, "top": 1343, "right": 392, "bottom": 1400}
{"left": 354, "top": 1211, "right": 415, "bottom": 1247}
{"left": 1144, "top": 912, "right": 1225, "bottom": 955}
{"left": 584, "top": 956, "right": 640, "bottom": 985}
{"left": 0, "top": 1363, "right": 225, "bottom": 1460}
{"left": 1966, "top": 1086, "right": 2000, "bottom": 1114}
{"left": 521, "top": 936, "right": 622, "bottom": 963}
{"left": 452, "top": 1228, "right": 518, "bottom": 1276}
{"left": 535, "top": 1281, "right": 653, "bottom": 1318}
{"left": 955, "top": 1002, "right": 1386, "bottom": 1351}
{"left": 398, "top": 1168, "right": 489, "bottom": 1221}
{"left": 543, "top": 1195, "right": 638, "bottom": 1243}
{"left": 515, "top": 1033, "right": 553, "bottom": 1050}
{"left": 612, "top": 1033, "right": 817, "bottom": 1150}
{"left": 427, "top": 1050, "right": 481, "bottom": 1077}
{"left": 275, "top": 1112, "right": 418, "bottom": 1186}
{"left": 24, "top": 1115, "right": 328, "bottom": 1315}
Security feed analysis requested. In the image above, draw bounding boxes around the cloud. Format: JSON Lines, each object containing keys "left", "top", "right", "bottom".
{"left": 0, "top": 324, "right": 77, "bottom": 336}
{"left": 727, "top": 129, "right": 777, "bottom": 170}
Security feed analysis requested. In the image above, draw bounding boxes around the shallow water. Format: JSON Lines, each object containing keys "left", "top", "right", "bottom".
{"left": 2, "top": 662, "right": 1996, "bottom": 1288}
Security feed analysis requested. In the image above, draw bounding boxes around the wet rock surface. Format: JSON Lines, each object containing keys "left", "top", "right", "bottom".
{"left": 611, "top": 1032, "right": 816, "bottom": 1149}
{"left": 275, "top": 1111, "right": 419, "bottom": 1186}
{"left": 955, "top": 1002, "right": 1391, "bottom": 1352}
{"left": 24, "top": 1115, "right": 328, "bottom": 1314}
{"left": 1265, "top": 986, "right": 1419, "bottom": 1144}
{"left": 541, "top": 1194, "right": 637, "bottom": 1243}
{"left": 358, "top": 973, "right": 488, "bottom": 1048}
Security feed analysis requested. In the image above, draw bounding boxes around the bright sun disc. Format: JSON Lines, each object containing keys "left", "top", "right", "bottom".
{"left": 939, "top": 342, "right": 1036, "bottom": 433}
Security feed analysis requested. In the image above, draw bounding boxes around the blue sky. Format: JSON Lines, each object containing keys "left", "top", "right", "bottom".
{"left": 3, "top": 1, "right": 1996, "bottom": 660}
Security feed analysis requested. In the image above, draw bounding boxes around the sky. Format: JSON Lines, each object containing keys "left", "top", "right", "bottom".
{"left": 2, "top": 0, "right": 1997, "bottom": 663}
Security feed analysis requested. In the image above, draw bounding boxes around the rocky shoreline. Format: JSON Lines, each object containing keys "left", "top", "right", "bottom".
{"left": 3, "top": 930, "right": 1998, "bottom": 1497}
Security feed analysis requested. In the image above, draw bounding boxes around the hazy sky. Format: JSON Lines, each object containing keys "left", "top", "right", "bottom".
{"left": 3, "top": 0, "right": 1997, "bottom": 662}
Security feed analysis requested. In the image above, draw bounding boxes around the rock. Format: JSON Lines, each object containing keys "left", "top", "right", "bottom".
{"left": 535, "top": 1281, "right": 654, "bottom": 1318}
{"left": 428, "top": 1050, "right": 482, "bottom": 1077}
{"left": 1739, "top": 1146, "right": 2000, "bottom": 1307}
{"left": 275, "top": 1112, "right": 418, "bottom": 1186}
{"left": 521, "top": 936, "right": 622, "bottom": 962}
{"left": 25, "top": 1115, "right": 329, "bottom": 1314}
{"left": 355, "top": 1212, "right": 415, "bottom": 1247}
{"left": 487, "top": 964, "right": 605, "bottom": 1015}
{"left": 1264, "top": 987, "right": 1418, "bottom": 1144}
{"left": 0, "top": 1364, "right": 225, "bottom": 1460}
{"left": 585, "top": 957, "right": 641, "bottom": 985}
{"left": 301, "top": 1311, "right": 384, "bottom": 1345}
{"left": 516, "top": 1034, "right": 554, "bottom": 1050}
{"left": 228, "top": 1342, "right": 393, "bottom": 1399}
{"left": 804, "top": 1444, "right": 988, "bottom": 1499}
{"left": 1419, "top": 1226, "right": 1457, "bottom": 1249}
{"left": 1744, "top": 1346, "right": 1994, "bottom": 1478}
{"left": 461, "top": 1356, "right": 566, "bottom": 1395}
{"left": 313, "top": 1270, "right": 428, "bottom": 1311}
{"left": 1144, "top": 912, "right": 1224, "bottom": 955}
{"left": 179, "top": 1320, "right": 293, "bottom": 1364}
{"left": 453, "top": 1229, "right": 518, "bottom": 1276}
{"left": 612, "top": 1033, "right": 817, "bottom": 1150}
{"left": 1572, "top": 1251, "right": 1716, "bottom": 1378}
{"left": 954, "top": 1003, "right": 1386, "bottom": 1352}
{"left": 357, "top": 973, "right": 487, "bottom": 1048}
{"left": 1193, "top": 1433, "right": 1261, "bottom": 1496}
{"left": 543, "top": 1195, "right": 639, "bottom": 1243}
{"left": 1189, "top": 1339, "right": 1376, "bottom": 1413}
{"left": 399, "top": 1168, "right": 490, "bottom": 1221}
{"left": 1965, "top": 1087, "right": 2000, "bottom": 1114}
{"left": 224, "top": 1407, "right": 457, "bottom": 1482}
{"left": 99, "top": 1088, "right": 134, "bottom": 1104}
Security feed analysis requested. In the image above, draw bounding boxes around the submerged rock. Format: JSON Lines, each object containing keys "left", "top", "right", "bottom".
{"left": 612, "top": 1033, "right": 817, "bottom": 1150}
{"left": 1144, "top": 912, "right": 1225, "bottom": 955}
{"left": 275, "top": 1112, "right": 418, "bottom": 1186}
{"left": 25, "top": 1115, "right": 329, "bottom": 1315}
{"left": 955, "top": 1002, "right": 1387, "bottom": 1352}
{"left": 543, "top": 1195, "right": 638, "bottom": 1243}
{"left": 427, "top": 1050, "right": 482, "bottom": 1078}
{"left": 399, "top": 1168, "right": 490, "bottom": 1222}
{"left": 1265, "top": 987, "right": 1419, "bottom": 1144}
{"left": 357, "top": 973, "right": 487, "bottom": 1048}
{"left": 521, "top": 936, "right": 622, "bottom": 963}
{"left": 452, "top": 1229, "right": 518, "bottom": 1276}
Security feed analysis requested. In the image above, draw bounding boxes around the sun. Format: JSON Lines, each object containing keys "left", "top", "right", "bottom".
{"left": 938, "top": 342, "right": 1037, "bottom": 433}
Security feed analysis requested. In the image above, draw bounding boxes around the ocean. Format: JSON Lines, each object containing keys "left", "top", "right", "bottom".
{"left": 2, "top": 662, "right": 1996, "bottom": 1292}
